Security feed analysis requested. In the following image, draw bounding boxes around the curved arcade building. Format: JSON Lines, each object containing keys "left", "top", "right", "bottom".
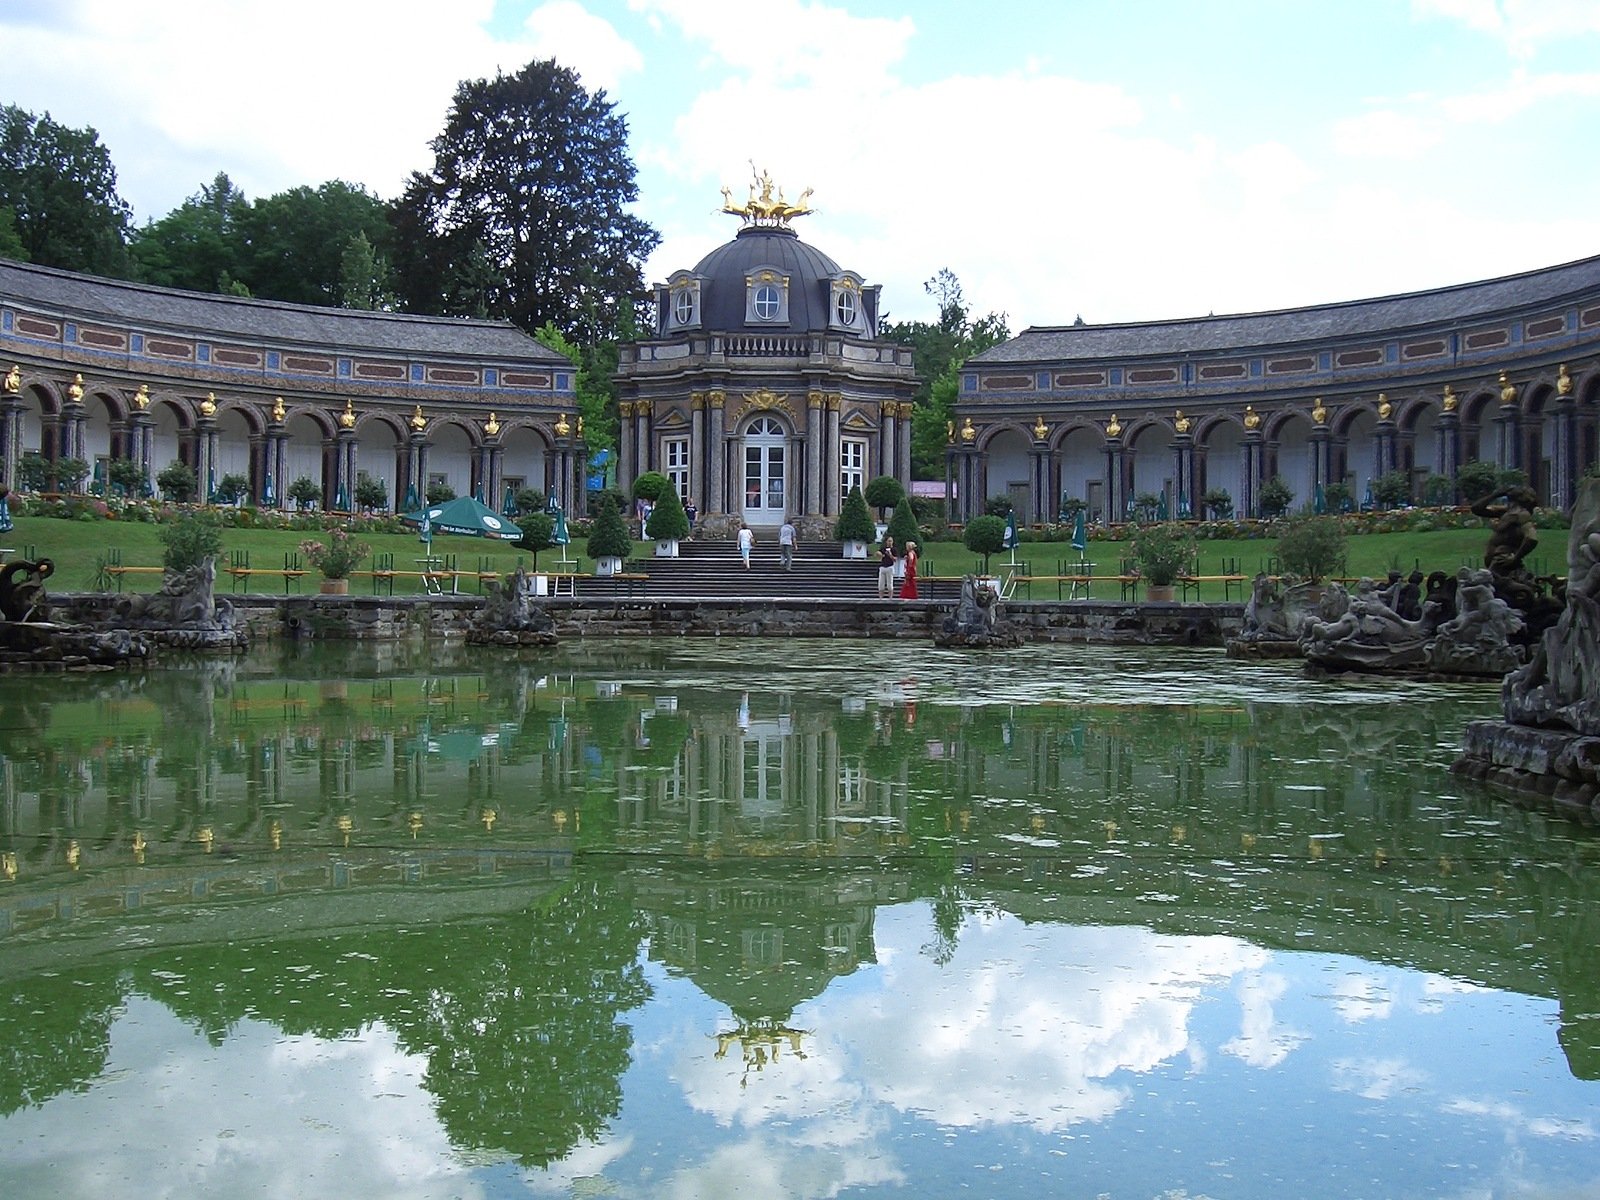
{"left": 950, "top": 255, "right": 1600, "bottom": 524}
{"left": 0, "top": 259, "right": 586, "bottom": 512}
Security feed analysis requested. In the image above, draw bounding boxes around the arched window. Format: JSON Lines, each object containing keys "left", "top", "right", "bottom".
{"left": 753, "top": 284, "right": 781, "bottom": 320}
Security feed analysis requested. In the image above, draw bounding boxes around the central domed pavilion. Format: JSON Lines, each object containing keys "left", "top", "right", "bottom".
{"left": 614, "top": 174, "right": 917, "bottom": 534}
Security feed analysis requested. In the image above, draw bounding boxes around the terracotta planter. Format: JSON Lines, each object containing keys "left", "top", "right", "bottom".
{"left": 319, "top": 578, "right": 350, "bottom": 595}
{"left": 1145, "top": 583, "right": 1176, "bottom": 602}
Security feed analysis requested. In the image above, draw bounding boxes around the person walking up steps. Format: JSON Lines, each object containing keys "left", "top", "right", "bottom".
{"left": 737, "top": 522, "right": 754, "bottom": 569}
{"left": 778, "top": 518, "right": 797, "bottom": 570}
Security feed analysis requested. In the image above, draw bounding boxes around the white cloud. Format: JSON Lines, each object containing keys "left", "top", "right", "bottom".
{"left": 1331, "top": 1055, "right": 1429, "bottom": 1101}
{"left": 1222, "top": 970, "right": 1308, "bottom": 1069}
{"left": 522, "top": 0, "right": 644, "bottom": 95}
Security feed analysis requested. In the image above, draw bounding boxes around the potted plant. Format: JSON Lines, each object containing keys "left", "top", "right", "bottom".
{"left": 1202, "top": 487, "right": 1233, "bottom": 520}
{"left": 645, "top": 488, "right": 689, "bottom": 557}
{"left": 586, "top": 494, "right": 633, "bottom": 575}
{"left": 864, "top": 474, "right": 904, "bottom": 537}
{"left": 834, "top": 485, "right": 875, "bottom": 558}
{"left": 1259, "top": 475, "right": 1293, "bottom": 518}
{"left": 1131, "top": 521, "right": 1196, "bottom": 601}
{"left": 300, "top": 527, "right": 371, "bottom": 594}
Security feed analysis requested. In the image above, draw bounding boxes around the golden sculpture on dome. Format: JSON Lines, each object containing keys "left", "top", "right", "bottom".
{"left": 555, "top": 412, "right": 571, "bottom": 437}
{"left": 133, "top": 383, "right": 151, "bottom": 410}
{"left": 410, "top": 405, "right": 427, "bottom": 431}
{"left": 576, "top": 414, "right": 584, "bottom": 436}
{"left": 1033, "top": 415, "right": 1049, "bottom": 441}
{"left": 272, "top": 396, "right": 286, "bottom": 423}
{"left": 1243, "top": 405, "right": 1260, "bottom": 430}
{"left": 1311, "top": 398, "right": 1328, "bottom": 425}
{"left": 1558, "top": 363, "right": 1573, "bottom": 396}
{"left": 3, "top": 365, "right": 20, "bottom": 394}
{"left": 959, "top": 416, "right": 977, "bottom": 442}
{"left": 68, "top": 373, "right": 85, "bottom": 403}
{"left": 484, "top": 412, "right": 500, "bottom": 437}
{"left": 1499, "top": 370, "right": 1518, "bottom": 406}
{"left": 1173, "top": 409, "right": 1190, "bottom": 434}
{"left": 199, "top": 391, "right": 216, "bottom": 417}
{"left": 1377, "top": 393, "right": 1392, "bottom": 421}
{"left": 721, "top": 163, "right": 814, "bottom": 227}
{"left": 1105, "top": 414, "right": 1122, "bottom": 438}
{"left": 339, "top": 399, "right": 356, "bottom": 428}
{"left": 1442, "top": 384, "right": 1458, "bottom": 412}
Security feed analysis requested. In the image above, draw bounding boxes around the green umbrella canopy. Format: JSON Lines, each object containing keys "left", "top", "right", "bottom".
{"left": 401, "top": 495, "right": 522, "bottom": 540}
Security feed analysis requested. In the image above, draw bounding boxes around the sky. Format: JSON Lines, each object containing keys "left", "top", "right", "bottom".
{"left": 5, "top": 0, "right": 1600, "bottom": 332}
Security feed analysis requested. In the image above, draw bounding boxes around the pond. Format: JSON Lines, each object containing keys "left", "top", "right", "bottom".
{"left": 2, "top": 640, "right": 1597, "bottom": 1199}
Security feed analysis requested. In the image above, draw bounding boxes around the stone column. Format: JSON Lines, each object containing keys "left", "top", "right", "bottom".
{"left": 1550, "top": 394, "right": 1577, "bottom": 512}
{"left": 897, "top": 402, "right": 914, "bottom": 487}
{"left": 689, "top": 393, "right": 706, "bottom": 512}
{"left": 129, "top": 406, "right": 154, "bottom": 498}
{"left": 633, "top": 400, "right": 651, "bottom": 476}
{"left": 1374, "top": 411, "right": 1397, "bottom": 478}
{"left": 334, "top": 424, "right": 357, "bottom": 510}
{"left": 195, "top": 396, "right": 219, "bottom": 500}
{"left": 0, "top": 393, "right": 19, "bottom": 490}
{"left": 707, "top": 391, "right": 726, "bottom": 515}
{"left": 1240, "top": 423, "right": 1263, "bottom": 518}
{"left": 825, "top": 393, "right": 842, "bottom": 516}
{"left": 617, "top": 400, "right": 634, "bottom": 490}
{"left": 1308, "top": 422, "right": 1330, "bottom": 498}
{"left": 62, "top": 374, "right": 87, "bottom": 463}
{"left": 1103, "top": 431, "right": 1125, "bottom": 523}
{"left": 880, "top": 401, "right": 897, "bottom": 485}
{"left": 806, "top": 390, "right": 824, "bottom": 516}
{"left": 1028, "top": 421, "right": 1051, "bottom": 524}
{"left": 1437, "top": 404, "right": 1461, "bottom": 484}
{"left": 1172, "top": 427, "right": 1195, "bottom": 518}
{"left": 1495, "top": 372, "right": 1521, "bottom": 471}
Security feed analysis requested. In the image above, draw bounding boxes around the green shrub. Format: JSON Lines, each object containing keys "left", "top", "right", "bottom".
{"left": 585, "top": 494, "right": 634, "bottom": 561}
{"left": 834, "top": 486, "right": 875, "bottom": 543}
{"left": 1259, "top": 476, "right": 1293, "bottom": 518}
{"left": 355, "top": 476, "right": 388, "bottom": 511}
{"left": 424, "top": 479, "right": 455, "bottom": 504}
{"left": 1455, "top": 460, "right": 1498, "bottom": 502}
{"left": 1274, "top": 514, "right": 1346, "bottom": 582}
{"left": 864, "top": 475, "right": 904, "bottom": 513}
{"left": 645, "top": 488, "right": 690, "bottom": 541}
{"left": 886, "top": 501, "right": 920, "bottom": 551}
{"left": 631, "top": 471, "right": 670, "bottom": 502}
{"left": 160, "top": 512, "right": 223, "bottom": 572}
{"left": 963, "top": 514, "right": 1007, "bottom": 572}
{"left": 1202, "top": 487, "right": 1233, "bottom": 519}
{"left": 288, "top": 475, "right": 321, "bottom": 509}
{"left": 515, "top": 511, "right": 555, "bottom": 566}
{"left": 1131, "top": 522, "right": 1196, "bottom": 585}
{"left": 157, "top": 461, "right": 200, "bottom": 503}
{"left": 1372, "top": 469, "right": 1411, "bottom": 508}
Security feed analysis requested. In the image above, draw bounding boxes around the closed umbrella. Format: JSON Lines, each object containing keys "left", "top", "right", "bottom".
{"left": 502, "top": 484, "right": 517, "bottom": 519}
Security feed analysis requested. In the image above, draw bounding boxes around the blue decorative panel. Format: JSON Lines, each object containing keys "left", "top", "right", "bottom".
{"left": 556, "top": 372, "right": 571, "bottom": 392}
{"left": 484, "top": 368, "right": 498, "bottom": 386}
{"left": 267, "top": 350, "right": 280, "bottom": 370}
{"left": 411, "top": 364, "right": 425, "bottom": 382}
{"left": 197, "top": 343, "right": 210, "bottom": 363}
{"left": 1319, "top": 352, "right": 1332, "bottom": 371}
{"left": 1386, "top": 344, "right": 1398, "bottom": 363}
{"left": 337, "top": 358, "right": 351, "bottom": 378}
{"left": 3, "top": 312, "right": 12, "bottom": 332}
{"left": 131, "top": 332, "right": 143, "bottom": 352}
{"left": 1250, "top": 360, "right": 1262, "bottom": 378}
{"left": 65, "top": 322, "right": 77, "bottom": 343}
{"left": 1037, "top": 371, "right": 1050, "bottom": 390}
{"left": 1110, "top": 368, "right": 1122, "bottom": 386}
{"left": 963, "top": 373, "right": 976, "bottom": 392}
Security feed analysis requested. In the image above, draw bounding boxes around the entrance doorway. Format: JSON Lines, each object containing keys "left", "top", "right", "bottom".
{"left": 742, "top": 416, "right": 787, "bottom": 523}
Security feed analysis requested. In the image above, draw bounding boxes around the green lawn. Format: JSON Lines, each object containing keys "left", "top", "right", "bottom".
{"left": 4, "top": 514, "right": 1558, "bottom": 603}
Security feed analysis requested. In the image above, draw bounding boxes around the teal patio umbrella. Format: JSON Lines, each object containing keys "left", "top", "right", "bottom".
{"left": 1071, "top": 510, "right": 1088, "bottom": 553}
{"left": 1157, "top": 492, "right": 1169, "bottom": 520}
{"left": 401, "top": 494, "right": 522, "bottom": 541}
{"left": 502, "top": 484, "right": 517, "bottom": 519}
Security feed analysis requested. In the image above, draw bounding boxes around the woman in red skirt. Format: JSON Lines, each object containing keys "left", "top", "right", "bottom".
{"left": 898, "top": 540, "right": 919, "bottom": 599}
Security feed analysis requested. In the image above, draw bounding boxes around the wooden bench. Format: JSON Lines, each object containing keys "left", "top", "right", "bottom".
{"left": 104, "top": 564, "right": 166, "bottom": 592}
{"left": 224, "top": 552, "right": 307, "bottom": 594}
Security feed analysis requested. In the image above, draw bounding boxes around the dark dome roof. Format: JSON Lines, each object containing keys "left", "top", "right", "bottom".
{"left": 692, "top": 225, "right": 843, "bottom": 332}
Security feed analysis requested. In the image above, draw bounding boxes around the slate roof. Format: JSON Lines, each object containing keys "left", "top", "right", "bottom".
{"left": 0, "top": 257, "right": 568, "bottom": 364}
{"left": 691, "top": 225, "right": 843, "bottom": 333}
{"left": 971, "top": 253, "right": 1600, "bottom": 364}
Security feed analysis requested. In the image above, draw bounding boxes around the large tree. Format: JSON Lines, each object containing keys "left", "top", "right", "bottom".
{"left": 389, "top": 58, "right": 659, "bottom": 343}
{"left": 129, "top": 171, "right": 252, "bottom": 293}
{"left": 881, "top": 269, "right": 1010, "bottom": 477}
{"left": 243, "top": 179, "right": 391, "bottom": 306}
{"left": 0, "top": 104, "right": 132, "bottom": 275}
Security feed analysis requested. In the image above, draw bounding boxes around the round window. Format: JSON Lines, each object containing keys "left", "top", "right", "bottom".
{"left": 673, "top": 289, "right": 694, "bottom": 324}
{"left": 753, "top": 283, "right": 781, "bottom": 320}
{"left": 834, "top": 290, "right": 856, "bottom": 326}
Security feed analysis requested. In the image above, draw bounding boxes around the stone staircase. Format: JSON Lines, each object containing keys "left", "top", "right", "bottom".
{"left": 571, "top": 538, "right": 956, "bottom": 601}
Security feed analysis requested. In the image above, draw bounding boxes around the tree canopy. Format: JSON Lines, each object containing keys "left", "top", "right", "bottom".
{"left": 389, "top": 58, "right": 659, "bottom": 344}
{"left": 880, "top": 269, "right": 1009, "bottom": 478}
{"left": 129, "top": 171, "right": 252, "bottom": 294}
{"left": 0, "top": 104, "right": 132, "bottom": 275}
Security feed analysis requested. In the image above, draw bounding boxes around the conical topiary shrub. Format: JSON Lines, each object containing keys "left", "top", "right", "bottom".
{"left": 834, "top": 485, "right": 875, "bottom": 558}
{"left": 886, "top": 501, "right": 920, "bottom": 558}
{"left": 645, "top": 488, "right": 689, "bottom": 555}
{"left": 586, "top": 494, "right": 633, "bottom": 574}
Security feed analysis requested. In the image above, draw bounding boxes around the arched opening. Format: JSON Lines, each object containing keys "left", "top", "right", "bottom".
{"left": 1055, "top": 425, "right": 1101, "bottom": 522}
{"left": 283, "top": 412, "right": 326, "bottom": 505}
{"left": 427, "top": 421, "right": 475, "bottom": 500}
{"left": 1269, "top": 413, "right": 1314, "bottom": 510}
{"left": 355, "top": 415, "right": 404, "bottom": 512}
{"left": 741, "top": 415, "right": 789, "bottom": 523}
{"left": 500, "top": 423, "right": 549, "bottom": 504}
{"left": 982, "top": 426, "right": 1031, "bottom": 516}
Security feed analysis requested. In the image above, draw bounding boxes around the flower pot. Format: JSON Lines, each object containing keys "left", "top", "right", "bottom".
{"left": 655, "top": 539, "right": 679, "bottom": 558}
{"left": 842, "top": 540, "right": 867, "bottom": 559}
{"left": 319, "top": 578, "right": 349, "bottom": 595}
{"left": 596, "top": 556, "right": 623, "bottom": 576}
{"left": 1145, "top": 583, "right": 1175, "bottom": 602}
